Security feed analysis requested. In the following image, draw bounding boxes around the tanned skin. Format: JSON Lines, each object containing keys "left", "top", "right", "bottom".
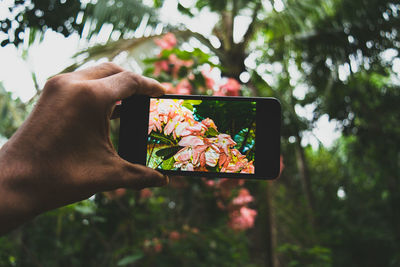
{"left": 0, "top": 63, "right": 169, "bottom": 235}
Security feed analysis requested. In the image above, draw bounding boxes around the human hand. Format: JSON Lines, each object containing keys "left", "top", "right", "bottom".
{"left": 0, "top": 63, "right": 168, "bottom": 235}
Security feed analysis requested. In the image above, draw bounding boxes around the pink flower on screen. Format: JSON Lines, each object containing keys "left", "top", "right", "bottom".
{"left": 204, "top": 146, "right": 220, "bottom": 167}
{"left": 178, "top": 135, "right": 205, "bottom": 147}
{"left": 224, "top": 160, "right": 247, "bottom": 173}
{"left": 201, "top": 118, "right": 217, "bottom": 130}
{"left": 176, "top": 122, "right": 207, "bottom": 137}
{"left": 155, "top": 32, "right": 177, "bottom": 49}
{"left": 232, "top": 188, "right": 254, "bottom": 206}
{"left": 240, "top": 161, "right": 255, "bottom": 174}
{"left": 229, "top": 206, "right": 257, "bottom": 231}
{"left": 216, "top": 134, "right": 237, "bottom": 155}
{"left": 148, "top": 114, "right": 162, "bottom": 134}
{"left": 164, "top": 116, "right": 181, "bottom": 136}
{"left": 174, "top": 146, "right": 192, "bottom": 162}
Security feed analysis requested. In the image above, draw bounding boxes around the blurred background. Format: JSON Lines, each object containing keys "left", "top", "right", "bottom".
{"left": 0, "top": 0, "right": 399, "bottom": 266}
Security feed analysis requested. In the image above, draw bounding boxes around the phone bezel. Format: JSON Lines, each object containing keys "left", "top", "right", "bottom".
{"left": 118, "top": 94, "right": 281, "bottom": 180}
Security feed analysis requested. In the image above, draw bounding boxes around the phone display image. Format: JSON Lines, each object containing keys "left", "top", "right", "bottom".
{"left": 146, "top": 98, "right": 256, "bottom": 173}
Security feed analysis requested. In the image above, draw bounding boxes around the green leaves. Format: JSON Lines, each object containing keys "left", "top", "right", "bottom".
{"left": 150, "top": 132, "right": 176, "bottom": 145}
{"left": 205, "top": 127, "right": 219, "bottom": 137}
{"left": 155, "top": 146, "right": 181, "bottom": 160}
{"left": 182, "top": 100, "right": 202, "bottom": 111}
{"left": 117, "top": 253, "right": 144, "bottom": 266}
{"left": 161, "top": 157, "right": 175, "bottom": 170}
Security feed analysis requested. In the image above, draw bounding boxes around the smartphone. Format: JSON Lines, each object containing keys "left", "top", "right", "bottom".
{"left": 118, "top": 94, "right": 281, "bottom": 179}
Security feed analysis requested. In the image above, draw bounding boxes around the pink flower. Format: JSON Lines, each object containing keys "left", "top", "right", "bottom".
{"left": 224, "top": 160, "right": 248, "bottom": 173}
{"left": 148, "top": 113, "right": 162, "bottom": 134}
{"left": 178, "top": 135, "right": 204, "bottom": 147}
{"left": 240, "top": 161, "right": 255, "bottom": 174}
{"left": 176, "top": 79, "right": 192, "bottom": 95}
{"left": 216, "top": 178, "right": 245, "bottom": 199}
{"left": 229, "top": 206, "right": 257, "bottom": 231}
{"left": 203, "top": 178, "right": 216, "bottom": 187}
{"left": 168, "top": 54, "right": 194, "bottom": 78}
{"left": 164, "top": 116, "right": 181, "bottom": 135}
{"left": 169, "top": 231, "right": 181, "bottom": 241}
{"left": 218, "top": 151, "right": 231, "bottom": 169}
{"left": 201, "top": 69, "right": 215, "bottom": 89}
{"left": 213, "top": 89, "right": 226, "bottom": 96}
{"left": 161, "top": 82, "right": 175, "bottom": 94}
{"left": 140, "top": 188, "right": 153, "bottom": 199}
{"left": 192, "top": 144, "right": 208, "bottom": 167}
{"left": 177, "top": 122, "right": 207, "bottom": 137}
{"left": 232, "top": 188, "right": 254, "bottom": 206}
{"left": 103, "top": 188, "right": 126, "bottom": 200}
{"left": 174, "top": 121, "right": 190, "bottom": 137}
{"left": 217, "top": 134, "right": 237, "bottom": 155}
{"left": 218, "top": 78, "right": 241, "bottom": 96}
{"left": 154, "top": 60, "right": 169, "bottom": 76}
{"left": 174, "top": 146, "right": 192, "bottom": 162}
{"left": 204, "top": 146, "right": 220, "bottom": 167}
{"left": 155, "top": 32, "right": 177, "bottom": 49}
{"left": 153, "top": 238, "right": 163, "bottom": 253}
{"left": 201, "top": 118, "right": 218, "bottom": 130}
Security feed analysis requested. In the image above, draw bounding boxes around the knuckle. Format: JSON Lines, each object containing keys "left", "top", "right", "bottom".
{"left": 43, "top": 74, "right": 68, "bottom": 92}
{"left": 100, "top": 62, "right": 122, "bottom": 72}
{"left": 124, "top": 71, "right": 141, "bottom": 87}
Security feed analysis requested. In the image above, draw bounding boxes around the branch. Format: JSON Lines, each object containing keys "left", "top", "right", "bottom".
{"left": 61, "top": 29, "right": 225, "bottom": 74}
{"left": 242, "top": 1, "right": 262, "bottom": 47}
{"left": 175, "top": 29, "right": 225, "bottom": 59}
{"left": 231, "top": 0, "right": 238, "bottom": 48}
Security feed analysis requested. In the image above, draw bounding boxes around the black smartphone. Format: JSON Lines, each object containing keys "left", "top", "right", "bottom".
{"left": 118, "top": 94, "right": 281, "bottom": 179}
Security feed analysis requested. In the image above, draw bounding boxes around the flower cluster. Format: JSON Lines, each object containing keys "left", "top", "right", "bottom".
{"left": 152, "top": 33, "right": 242, "bottom": 96}
{"left": 148, "top": 98, "right": 254, "bottom": 173}
{"left": 204, "top": 179, "right": 257, "bottom": 231}
{"left": 229, "top": 188, "right": 257, "bottom": 230}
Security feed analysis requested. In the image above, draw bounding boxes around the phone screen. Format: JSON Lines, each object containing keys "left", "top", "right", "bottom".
{"left": 146, "top": 97, "right": 256, "bottom": 174}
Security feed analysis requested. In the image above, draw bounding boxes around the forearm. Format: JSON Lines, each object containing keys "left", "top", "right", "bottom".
{"left": 0, "top": 141, "right": 39, "bottom": 236}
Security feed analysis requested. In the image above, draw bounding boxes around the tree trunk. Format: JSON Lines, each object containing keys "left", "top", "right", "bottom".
{"left": 295, "top": 135, "right": 316, "bottom": 230}
{"left": 266, "top": 181, "right": 279, "bottom": 267}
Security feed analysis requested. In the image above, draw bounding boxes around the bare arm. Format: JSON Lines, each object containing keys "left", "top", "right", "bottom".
{"left": 0, "top": 63, "right": 168, "bottom": 235}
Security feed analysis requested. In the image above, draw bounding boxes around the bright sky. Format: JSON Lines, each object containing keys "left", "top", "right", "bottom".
{"left": 0, "top": 0, "right": 343, "bottom": 148}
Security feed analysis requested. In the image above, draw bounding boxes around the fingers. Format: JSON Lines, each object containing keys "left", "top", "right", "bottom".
{"left": 116, "top": 159, "right": 169, "bottom": 190}
{"left": 74, "top": 62, "right": 125, "bottom": 80}
{"left": 98, "top": 71, "right": 166, "bottom": 101}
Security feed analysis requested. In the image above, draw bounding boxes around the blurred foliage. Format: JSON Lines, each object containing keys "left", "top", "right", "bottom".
{"left": 0, "top": 0, "right": 399, "bottom": 266}
{"left": 0, "top": 82, "right": 27, "bottom": 138}
{"left": 0, "top": 0, "right": 158, "bottom": 47}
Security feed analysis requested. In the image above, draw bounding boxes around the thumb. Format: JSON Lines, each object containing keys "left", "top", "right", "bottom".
{"left": 116, "top": 159, "right": 169, "bottom": 190}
